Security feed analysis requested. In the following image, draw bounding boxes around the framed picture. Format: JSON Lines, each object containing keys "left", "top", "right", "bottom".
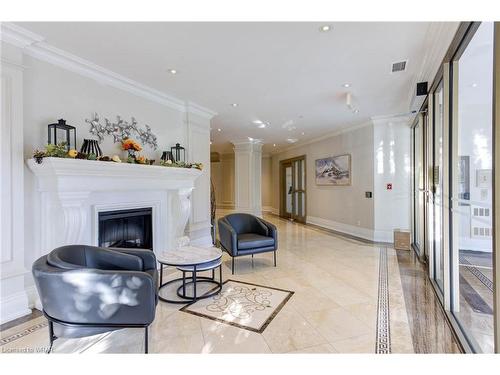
{"left": 315, "top": 154, "right": 351, "bottom": 186}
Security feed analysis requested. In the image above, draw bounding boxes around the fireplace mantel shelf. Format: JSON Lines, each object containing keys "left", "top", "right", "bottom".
{"left": 27, "top": 157, "right": 204, "bottom": 253}
{"left": 27, "top": 157, "right": 203, "bottom": 192}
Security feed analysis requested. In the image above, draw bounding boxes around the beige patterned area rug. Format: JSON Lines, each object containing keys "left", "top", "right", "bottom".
{"left": 181, "top": 279, "right": 294, "bottom": 333}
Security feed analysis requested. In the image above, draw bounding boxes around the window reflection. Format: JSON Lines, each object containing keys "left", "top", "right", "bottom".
{"left": 453, "top": 21, "right": 494, "bottom": 353}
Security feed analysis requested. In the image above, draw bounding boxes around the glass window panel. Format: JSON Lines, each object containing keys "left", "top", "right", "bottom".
{"left": 452, "top": 22, "right": 494, "bottom": 353}
{"left": 433, "top": 79, "right": 445, "bottom": 292}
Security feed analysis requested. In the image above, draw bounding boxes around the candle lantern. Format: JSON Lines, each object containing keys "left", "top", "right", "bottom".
{"left": 170, "top": 143, "right": 186, "bottom": 163}
{"left": 161, "top": 151, "right": 174, "bottom": 162}
{"left": 48, "top": 119, "right": 76, "bottom": 151}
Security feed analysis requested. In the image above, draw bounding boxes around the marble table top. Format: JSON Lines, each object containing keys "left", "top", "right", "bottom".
{"left": 156, "top": 246, "right": 222, "bottom": 266}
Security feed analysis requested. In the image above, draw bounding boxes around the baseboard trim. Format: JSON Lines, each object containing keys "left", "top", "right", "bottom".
{"left": 0, "top": 290, "right": 32, "bottom": 324}
{"left": 306, "top": 216, "right": 393, "bottom": 246}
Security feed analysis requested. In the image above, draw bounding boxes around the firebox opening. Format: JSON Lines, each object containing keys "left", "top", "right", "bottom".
{"left": 98, "top": 207, "right": 153, "bottom": 250}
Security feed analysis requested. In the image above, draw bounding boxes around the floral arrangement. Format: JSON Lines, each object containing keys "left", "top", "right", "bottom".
{"left": 32, "top": 142, "right": 202, "bottom": 170}
{"left": 121, "top": 138, "right": 142, "bottom": 152}
{"left": 160, "top": 159, "right": 203, "bottom": 171}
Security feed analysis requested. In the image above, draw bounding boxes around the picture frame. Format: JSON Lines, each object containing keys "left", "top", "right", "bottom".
{"left": 315, "top": 154, "right": 351, "bottom": 186}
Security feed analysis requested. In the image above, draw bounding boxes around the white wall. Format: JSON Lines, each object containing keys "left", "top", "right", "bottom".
{"left": 372, "top": 118, "right": 412, "bottom": 242}
{"left": 0, "top": 38, "right": 213, "bottom": 322}
{"left": 271, "top": 124, "right": 376, "bottom": 239}
{"left": 210, "top": 152, "right": 235, "bottom": 210}
{"left": 270, "top": 119, "right": 412, "bottom": 243}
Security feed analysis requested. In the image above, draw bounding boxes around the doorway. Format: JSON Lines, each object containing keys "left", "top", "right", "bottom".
{"left": 279, "top": 155, "right": 306, "bottom": 223}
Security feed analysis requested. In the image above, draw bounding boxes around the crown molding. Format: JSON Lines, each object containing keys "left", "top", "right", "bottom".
{"left": 406, "top": 22, "right": 460, "bottom": 111}
{"left": 0, "top": 22, "right": 43, "bottom": 47}
{"left": 370, "top": 113, "right": 413, "bottom": 123}
{"left": 1, "top": 22, "right": 216, "bottom": 117}
{"left": 271, "top": 120, "right": 372, "bottom": 155}
{"left": 186, "top": 101, "right": 218, "bottom": 120}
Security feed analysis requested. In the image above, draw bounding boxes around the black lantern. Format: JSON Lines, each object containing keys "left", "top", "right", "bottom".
{"left": 161, "top": 151, "right": 174, "bottom": 162}
{"left": 170, "top": 143, "right": 185, "bottom": 163}
{"left": 48, "top": 119, "right": 76, "bottom": 151}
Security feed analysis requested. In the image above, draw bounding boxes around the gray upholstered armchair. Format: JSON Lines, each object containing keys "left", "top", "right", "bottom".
{"left": 218, "top": 213, "right": 278, "bottom": 274}
{"left": 32, "top": 245, "right": 158, "bottom": 353}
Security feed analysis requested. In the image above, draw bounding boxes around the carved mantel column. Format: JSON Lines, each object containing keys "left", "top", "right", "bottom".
{"left": 58, "top": 191, "right": 91, "bottom": 245}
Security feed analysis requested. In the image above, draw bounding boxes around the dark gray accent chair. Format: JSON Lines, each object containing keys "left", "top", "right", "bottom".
{"left": 32, "top": 245, "right": 158, "bottom": 353}
{"left": 218, "top": 213, "right": 278, "bottom": 274}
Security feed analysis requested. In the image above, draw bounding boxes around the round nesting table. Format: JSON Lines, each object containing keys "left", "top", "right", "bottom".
{"left": 157, "top": 246, "right": 223, "bottom": 304}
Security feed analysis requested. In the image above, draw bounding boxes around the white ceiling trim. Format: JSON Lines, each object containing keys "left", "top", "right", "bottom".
{"left": 271, "top": 120, "right": 373, "bottom": 155}
{"left": 0, "top": 22, "right": 217, "bottom": 118}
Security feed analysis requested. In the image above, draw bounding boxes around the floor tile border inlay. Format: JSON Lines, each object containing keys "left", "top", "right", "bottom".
{"left": 0, "top": 321, "right": 48, "bottom": 346}
{"left": 180, "top": 279, "right": 294, "bottom": 334}
{"left": 375, "top": 247, "right": 391, "bottom": 354}
{"left": 459, "top": 255, "right": 493, "bottom": 292}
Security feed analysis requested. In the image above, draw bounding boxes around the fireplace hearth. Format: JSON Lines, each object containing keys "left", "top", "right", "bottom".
{"left": 98, "top": 207, "right": 153, "bottom": 250}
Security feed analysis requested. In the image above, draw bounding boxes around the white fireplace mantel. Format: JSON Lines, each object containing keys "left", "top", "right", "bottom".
{"left": 27, "top": 157, "right": 202, "bottom": 192}
{"left": 27, "top": 157, "right": 204, "bottom": 256}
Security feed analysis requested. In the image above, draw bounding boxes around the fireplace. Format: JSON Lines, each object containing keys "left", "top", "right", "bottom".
{"left": 98, "top": 207, "right": 153, "bottom": 250}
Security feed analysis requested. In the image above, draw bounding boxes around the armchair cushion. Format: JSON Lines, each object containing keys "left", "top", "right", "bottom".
{"left": 47, "top": 245, "right": 143, "bottom": 271}
{"left": 237, "top": 233, "right": 275, "bottom": 250}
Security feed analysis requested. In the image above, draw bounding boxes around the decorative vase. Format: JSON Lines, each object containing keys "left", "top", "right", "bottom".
{"left": 80, "top": 139, "right": 102, "bottom": 157}
{"left": 126, "top": 149, "right": 136, "bottom": 162}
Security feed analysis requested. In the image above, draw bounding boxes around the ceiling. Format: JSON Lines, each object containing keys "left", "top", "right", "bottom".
{"left": 17, "top": 22, "right": 451, "bottom": 153}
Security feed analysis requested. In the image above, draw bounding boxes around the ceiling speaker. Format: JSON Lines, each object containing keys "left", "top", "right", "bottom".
{"left": 416, "top": 82, "right": 428, "bottom": 96}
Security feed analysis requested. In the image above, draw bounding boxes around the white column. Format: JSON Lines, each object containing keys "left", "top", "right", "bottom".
{"left": 232, "top": 139, "right": 263, "bottom": 216}
{"left": 185, "top": 103, "right": 216, "bottom": 246}
{"left": 372, "top": 116, "right": 412, "bottom": 242}
{"left": 0, "top": 43, "right": 31, "bottom": 323}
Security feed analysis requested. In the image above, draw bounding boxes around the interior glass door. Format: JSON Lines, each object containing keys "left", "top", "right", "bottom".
{"left": 292, "top": 158, "right": 306, "bottom": 223}
{"left": 412, "top": 114, "right": 426, "bottom": 257}
{"left": 284, "top": 162, "right": 293, "bottom": 219}
{"left": 280, "top": 156, "right": 306, "bottom": 223}
{"left": 432, "top": 79, "right": 446, "bottom": 292}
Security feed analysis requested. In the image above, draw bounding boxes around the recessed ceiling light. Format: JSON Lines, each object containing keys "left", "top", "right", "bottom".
{"left": 253, "top": 120, "right": 263, "bottom": 124}
{"left": 319, "top": 25, "right": 332, "bottom": 32}
{"left": 343, "top": 83, "right": 351, "bottom": 88}
{"left": 168, "top": 69, "right": 177, "bottom": 75}
{"left": 471, "top": 83, "right": 478, "bottom": 88}
{"left": 248, "top": 137, "right": 254, "bottom": 141}
{"left": 231, "top": 103, "right": 238, "bottom": 107}
{"left": 353, "top": 109, "right": 359, "bottom": 114}
{"left": 273, "top": 144, "right": 276, "bottom": 147}
{"left": 217, "top": 128, "right": 222, "bottom": 132}
{"left": 258, "top": 124, "right": 267, "bottom": 129}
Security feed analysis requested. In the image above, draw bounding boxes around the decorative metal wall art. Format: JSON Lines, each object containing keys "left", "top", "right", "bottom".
{"left": 85, "top": 112, "right": 158, "bottom": 150}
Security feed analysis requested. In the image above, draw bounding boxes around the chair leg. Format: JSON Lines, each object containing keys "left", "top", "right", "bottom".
{"left": 144, "top": 326, "right": 148, "bottom": 354}
{"left": 182, "top": 271, "right": 186, "bottom": 298}
{"left": 193, "top": 266, "right": 197, "bottom": 301}
{"left": 219, "top": 264, "right": 223, "bottom": 288}
{"left": 231, "top": 257, "right": 235, "bottom": 275}
{"left": 273, "top": 250, "right": 277, "bottom": 267}
{"left": 48, "top": 320, "right": 56, "bottom": 354}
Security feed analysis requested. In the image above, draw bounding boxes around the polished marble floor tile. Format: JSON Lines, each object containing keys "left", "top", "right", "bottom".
{"left": 0, "top": 214, "right": 462, "bottom": 354}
